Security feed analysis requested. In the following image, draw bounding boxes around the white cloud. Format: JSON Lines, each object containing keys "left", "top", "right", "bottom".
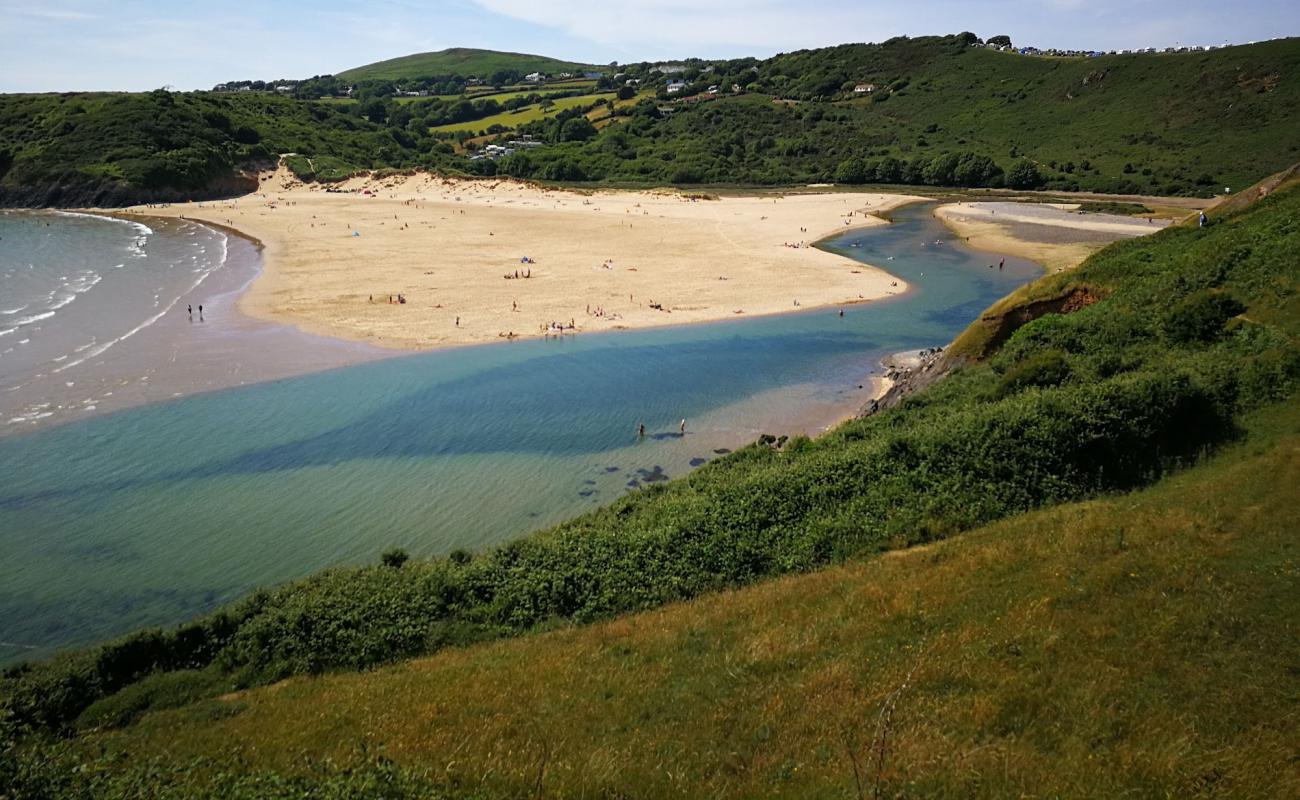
{"left": 472, "top": 0, "right": 912, "bottom": 54}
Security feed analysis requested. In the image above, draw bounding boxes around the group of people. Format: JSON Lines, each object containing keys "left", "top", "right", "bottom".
{"left": 369, "top": 294, "right": 406, "bottom": 304}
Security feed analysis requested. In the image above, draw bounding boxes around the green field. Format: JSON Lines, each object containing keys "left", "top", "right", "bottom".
{"left": 430, "top": 92, "right": 616, "bottom": 134}
{"left": 337, "top": 47, "right": 600, "bottom": 82}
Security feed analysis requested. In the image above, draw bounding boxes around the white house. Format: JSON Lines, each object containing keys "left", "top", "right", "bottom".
{"left": 853, "top": 83, "right": 877, "bottom": 94}
{"left": 666, "top": 80, "right": 686, "bottom": 94}
{"left": 524, "top": 72, "right": 545, "bottom": 83}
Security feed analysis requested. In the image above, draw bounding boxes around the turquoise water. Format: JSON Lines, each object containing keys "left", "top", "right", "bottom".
{"left": 0, "top": 204, "right": 1039, "bottom": 663}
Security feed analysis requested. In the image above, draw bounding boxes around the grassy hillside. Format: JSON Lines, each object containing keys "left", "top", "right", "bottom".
{"left": 3, "top": 168, "right": 1296, "bottom": 755}
{"left": 338, "top": 48, "right": 601, "bottom": 82}
{"left": 491, "top": 36, "right": 1300, "bottom": 192}
{"left": 0, "top": 90, "right": 456, "bottom": 206}
{"left": 2, "top": 36, "right": 1297, "bottom": 204}
{"left": 11, "top": 400, "right": 1297, "bottom": 798}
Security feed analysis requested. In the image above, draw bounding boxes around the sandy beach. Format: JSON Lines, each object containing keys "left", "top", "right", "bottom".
{"left": 125, "top": 170, "right": 924, "bottom": 350}
{"left": 934, "top": 201, "right": 1176, "bottom": 272}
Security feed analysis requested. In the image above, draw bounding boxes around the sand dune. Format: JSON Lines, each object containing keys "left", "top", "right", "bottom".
{"left": 126, "top": 170, "right": 924, "bottom": 350}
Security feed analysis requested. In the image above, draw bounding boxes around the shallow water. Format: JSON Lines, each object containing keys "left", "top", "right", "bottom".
{"left": 0, "top": 203, "right": 1039, "bottom": 663}
{"left": 0, "top": 211, "right": 382, "bottom": 432}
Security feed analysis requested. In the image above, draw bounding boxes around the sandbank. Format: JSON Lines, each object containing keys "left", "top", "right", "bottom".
{"left": 933, "top": 201, "right": 1175, "bottom": 272}
{"left": 127, "top": 170, "right": 924, "bottom": 350}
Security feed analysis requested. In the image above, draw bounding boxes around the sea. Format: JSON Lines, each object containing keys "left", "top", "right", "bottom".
{"left": 0, "top": 204, "right": 1040, "bottom": 663}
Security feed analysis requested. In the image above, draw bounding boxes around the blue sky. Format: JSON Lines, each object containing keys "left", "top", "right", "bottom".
{"left": 1, "top": 0, "right": 1296, "bottom": 92}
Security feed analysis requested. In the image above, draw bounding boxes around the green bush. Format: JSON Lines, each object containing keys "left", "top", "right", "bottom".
{"left": 997, "top": 350, "right": 1073, "bottom": 396}
{"left": 1164, "top": 290, "right": 1246, "bottom": 344}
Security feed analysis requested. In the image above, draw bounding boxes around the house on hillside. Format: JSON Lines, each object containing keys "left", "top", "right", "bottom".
{"left": 524, "top": 72, "right": 545, "bottom": 82}
{"left": 666, "top": 80, "right": 686, "bottom": 94}
{"left": 853, "top": 83, "right": 877, "bottom": 94}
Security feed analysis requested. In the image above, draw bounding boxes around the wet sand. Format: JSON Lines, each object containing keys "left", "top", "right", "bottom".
{"left": 933, "top": 202, "right": 1175, "bottom": 271}
{"left": 1, "top": 222, "right": 389, "bottom": 436}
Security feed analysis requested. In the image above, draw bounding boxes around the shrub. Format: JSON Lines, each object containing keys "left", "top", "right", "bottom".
{"left": 381, "top": 548, "right": 410, "bottom": 569}
{"left": 1163, "top": 290, "right": 1246, "bottom": 345}
{"left": 997, "top": 350, "right": 1072, "bottom": 396}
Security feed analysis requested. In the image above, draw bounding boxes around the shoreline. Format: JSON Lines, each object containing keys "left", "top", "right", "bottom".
{"left": 122, "top": 169, "right": 925, "bottom": 351}
{"left": 932, "top": 201, "right": 1178, "bottom": 272}
{"left": 0, "top": 212, "right": 391, "bottom": 438}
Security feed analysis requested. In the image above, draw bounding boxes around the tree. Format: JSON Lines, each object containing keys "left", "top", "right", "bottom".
{"left": 987, "top": 35, "right": 1013, "bottom": 48}
{"left": 1007, "top": 160, "right": 1045, "bottom": 189}
{"left": 558, "top": 117, "right": 597, "bottom": 142}
{"left": 617, "top": 85, "right": 636, "bottom": 101}
{"left": 952, "top": 153, "right": 1003, "bottom": 187}
{"left": 833, "top": 157, "right": 867, "bottom": 184}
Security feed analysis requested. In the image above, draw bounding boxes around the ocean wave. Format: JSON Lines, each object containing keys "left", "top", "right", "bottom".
{"left": 14, "top": 311, "right": 55, "bottom": 326}
{"left": 1, "top": 306, "right": 27, "bottom": 315}
{"left": 52, "top": 211, "right": 152, "bottom": 256}
{"left": 51, "top": 238, "right": 226, "bottom": 374}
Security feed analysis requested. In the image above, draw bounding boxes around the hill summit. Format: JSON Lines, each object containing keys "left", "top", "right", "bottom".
{"left": 336, "top": 47, "right": 602, "bottom": 82}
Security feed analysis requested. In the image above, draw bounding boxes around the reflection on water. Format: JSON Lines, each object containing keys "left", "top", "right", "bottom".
{"left": 0, "top": 204, "right": 1040, "bottom": 662}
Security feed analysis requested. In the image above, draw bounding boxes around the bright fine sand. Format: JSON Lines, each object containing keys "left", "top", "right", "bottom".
{"left": 934, "top": 201, "right": 1176, "bottom": 272}
{"left": 126, "top": 170, "right": 923, "bottom": 350}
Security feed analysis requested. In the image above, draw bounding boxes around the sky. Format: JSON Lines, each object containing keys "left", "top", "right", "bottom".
{"left": 1, "top": 0, "right": 1296, "bottom": 92}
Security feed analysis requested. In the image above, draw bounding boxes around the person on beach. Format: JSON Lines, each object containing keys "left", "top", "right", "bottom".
{"left": 680, "top": 419, "right": 686, "bottom": 435}
{"left": 198, "top": 305, "right": 203, "bottom": 319}
{"left": 999, "top": 258, "right": 1005, "bottom": 271}
{"left": 638, "top": 422, "right": 646, "bottom": 438}
{"left": 187, "top": 304, "right": 192, "bottom": 317}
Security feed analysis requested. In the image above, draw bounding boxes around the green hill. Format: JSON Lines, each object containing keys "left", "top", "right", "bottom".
{"left": 3, "top": 170, "right": 1297, "bottom": 796}
{"left": 337, "top": 47, "right": 601, "bottom": 82}
{"left": 2, "top": 36, "right": 1298, "bottom": 205}
{"left": 494, "top": 35, "right": 1300, "bottom": 193}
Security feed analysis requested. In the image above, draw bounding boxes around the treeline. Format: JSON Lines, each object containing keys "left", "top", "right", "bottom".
{"left": 4, "top": 180, "right": 1297, "bottom": 735}
{"left": 0, "top": 90, "right": 456, "bottom": 204}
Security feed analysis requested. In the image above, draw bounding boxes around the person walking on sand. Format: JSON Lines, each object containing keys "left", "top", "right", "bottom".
{"left": 198, "top": 304, "right": 203, "bottom": 320}
{"left": 187, "top": 304, "right": 192, "bottom": 317}
{"left": 680, "top": 418, "right": 686, "bottom": 435}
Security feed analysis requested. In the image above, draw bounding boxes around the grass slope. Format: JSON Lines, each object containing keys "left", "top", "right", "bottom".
{"left": 486, "top": 36, "right": 1300, "bottom": 193}
{"left": 338, "top": 48, "right": 599, "bottom": 82}
{"left": 10, "top": 400, "right": 1299, "bottom": 798}
{"left": 431, "top": 92, "right": 616, "bottom": 134}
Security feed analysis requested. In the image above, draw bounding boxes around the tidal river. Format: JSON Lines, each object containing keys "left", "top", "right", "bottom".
{"left": 0, "top": 203, "right": 1039, "bottom": 663}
